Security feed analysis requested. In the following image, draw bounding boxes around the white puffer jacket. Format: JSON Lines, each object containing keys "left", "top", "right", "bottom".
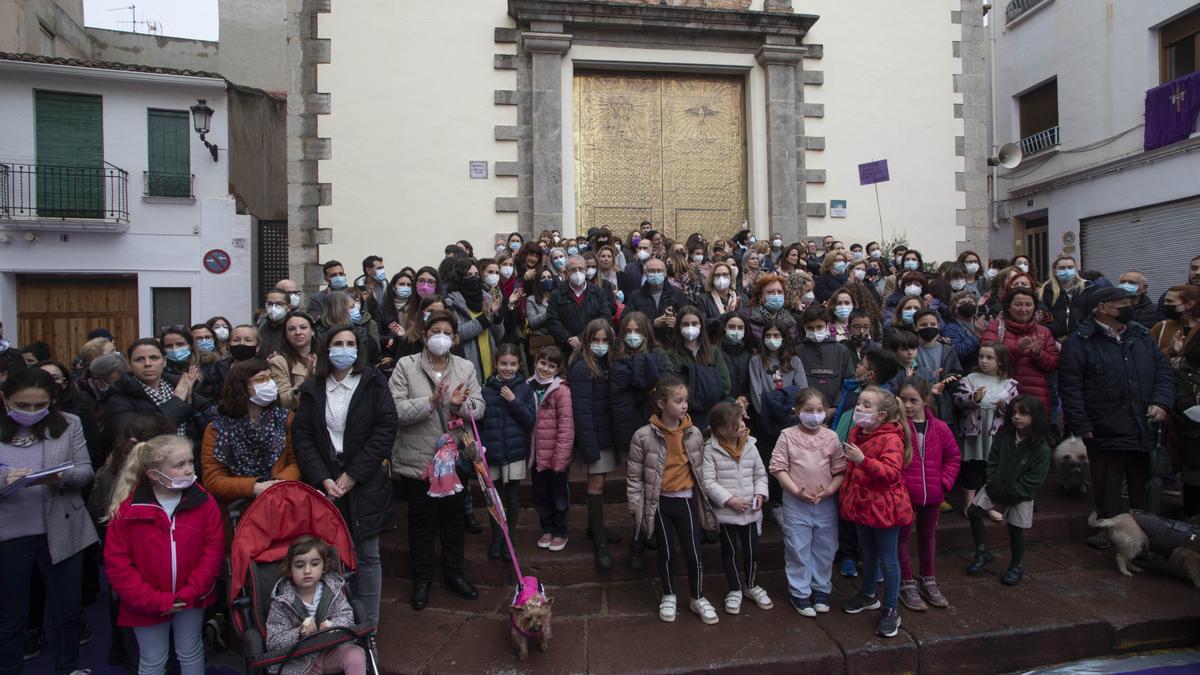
{"left": 701, "top": 435, "right": 769, "bottom": 526}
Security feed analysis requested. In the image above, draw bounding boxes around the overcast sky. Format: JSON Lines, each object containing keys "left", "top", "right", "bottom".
{"left": 82, "top": 0, "right": 219, "bottom": 41}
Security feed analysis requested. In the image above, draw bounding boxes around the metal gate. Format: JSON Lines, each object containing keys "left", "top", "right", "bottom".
{"left": 1080, "top": 196, "right": 1200, "bottom": 296}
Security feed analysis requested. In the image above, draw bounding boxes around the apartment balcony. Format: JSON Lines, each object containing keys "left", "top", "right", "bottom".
{"left": 1020, "top": 126, "right": 1060, "bottom": 157}
{"left": 143, "top": 171, "right": 196, "bottom": 201}
{"left": 1006, "top": 0, "right": 1049, "bottom": 24}
{"left": 0, "top": 162, "right": 130, "bottom": 231}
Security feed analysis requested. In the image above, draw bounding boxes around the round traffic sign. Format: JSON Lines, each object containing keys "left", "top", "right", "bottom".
{"left": 203, "top": 249, "right": 231, "bottom": 274}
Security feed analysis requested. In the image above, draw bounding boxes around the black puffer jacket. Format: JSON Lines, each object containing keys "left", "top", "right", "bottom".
{"left": 291, "top": 366, "right": 397, "bottom": 541}
{"left": 611, "top": 350, "right": 665, "bottom": 453}
{"left": 546, "top": 283, "right": 614, "bottom": 349}
{"left": 719, "top": 340, "right": 753, "bottom": 402}
{"left": 569, "top": 357, "right": 613, "bottom": 464}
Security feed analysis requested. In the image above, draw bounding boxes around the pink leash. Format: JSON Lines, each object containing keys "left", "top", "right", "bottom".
{"left": 465, "top": 404, "right": 525, "bottom": 581}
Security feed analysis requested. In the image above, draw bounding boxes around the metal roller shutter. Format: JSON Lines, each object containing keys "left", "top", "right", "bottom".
{"left": 1080, "top": 196, "right": 1200, "bottom": 297}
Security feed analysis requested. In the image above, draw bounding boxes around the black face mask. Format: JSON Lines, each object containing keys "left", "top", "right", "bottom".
{"left": 461, "top": 276, "right": 483, "bottom": 297}
{"left": 957, "top": 303, "right": 978, "bottom": 319}
{"left": 1115, "top": 305, "right": 1137, "bottom": 324}
{"left": 916, "top": 327, "right": 941, "bottom": 343}
{"left": 230, "top": 344, "right": 257, "bottom": 361}
{"left": 1164, "top": 304, "right": 1182, "bottom": 321}
{"left": 848, "top": 334, "right": 869, "bottom": 348}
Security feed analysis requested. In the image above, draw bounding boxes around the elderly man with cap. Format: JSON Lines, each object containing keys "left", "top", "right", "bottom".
{"left": 1059, "top": 286, "right": 1175, "bottom": 549}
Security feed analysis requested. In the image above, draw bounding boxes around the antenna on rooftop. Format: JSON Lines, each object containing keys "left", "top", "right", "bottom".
{"left": 106, "top": 4, "right": 161, "bottom": 35}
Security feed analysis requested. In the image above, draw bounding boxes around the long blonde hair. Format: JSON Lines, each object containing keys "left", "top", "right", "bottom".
{"left": 861, "top": 386, "right": 913, "bottom": 467}
{"left": 104, "top": 434, "right": 191, "bottom": 522}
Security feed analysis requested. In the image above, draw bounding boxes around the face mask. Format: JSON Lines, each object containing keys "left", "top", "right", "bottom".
{"left": 569, "top": 271, "right": 587, "bottom": 287}
{"left": 615, "top": 290, "right": 625, "bottom": 303}
{"left": 166, "top": 346, "right": 192, "bottom": 363}
{"left": 213, "top": 326, "right": 230, "bottom": 341}
{"left": 553, "top": 257, "right": 567, "bottom": 270}
{"left": 510, "top": 241, "right": 521, "bottom": 252}
{"left": 1117, "top": 282, "right": 1138, "bottom": 295}
{"left": 806, "top": 329, "right": 830, "bottom": 343}
{"left": 950, "top": 279, "right": 966, "bottom": 291}
{"left": 986, "top": 268, "right": 1000, "bottom": 279}
{"left": 567, "top": 247, "right": 579, "bottom": 256}
{"left": 329, "top": 274, "right": 348, "bottom": 290}
{"left": 834, "top": 305, "right": 853, "bottom": 320}
{"left": 590, "top": 343, "right": 609, "bottom": 357}
{"left": 329, "top": 346, "right": 358, "bottom": 370}
{"left": 1016, "top": 262, "right": 1029, "bottom": 273}
{"left": 624, "top": 333, "right": 644, "bottom": 349}
{"left": 586, "top": 268, "right": 598, "bottom": 280}
{"left": 799, "top": 411, "right": 825, "bottom": 429}
{"left": 904, "top": 284, "right": 923, "bottom": 297}
{"left": 541, "top": 278, "right": 555, "bottom": 291}
{"left": 901, "top": 309, "right": 916, "bottom": 324}
{"left": 869, "top": 250, "right": 881, "bottom": 259}
{"left": 552, "top": 234, "right": 561, "bottom": 243}
{"left": 763, "top": 336, "right": 783, "bottom": 351}
{"left": 802, "top": 291, "right": 815, "bottom": 304}
{"left": 904, "top": 260, "right": 919, "bottom": 271}
{"left": 1055, "top": 268, "right": 1076, "bottom": 281}
{"left": 833, "top": 261, "right": 848, "bottom": 274}
{"left": 681, "top": 326, "right": 701, "bottom": 341}
{"left": 230, "top": 344, "right": 257, "bottom": 361}
{"left": 496, "top": 244, "right": 507, "bottom": 255}
{"left": 713, "top": 275, "right": 731, "bottom": 290}
{"left": 631, "top": 235, "right": 641, "bottom": 246}
{"left": 416, "top": 281, "right": 437, "bottom": 298}
{"left": 957, "top": 303, "right": 978, "bottom": 319}
{"left": 1164, "top": 304, "right": 1183, "bottom": 321}
{"left": 348, "top": 304, "right": 362, "bottom": 324}
{"left": 763, "top": 293, "right": 785, "bottom": 311}
{"left": 196, "top": 338, "right": 216, "bottom": 353}
{"left": 373, "top": 269, "right": 387, "bottom": 283}
{"left": 250, "top": 379, "right": 279, "bottom": 406}
{"left": 427, "top": 333, "right": 453, "bottom": 356}
{"left": 1115, "top": 305, "right": 1136, "bottom": 324}
{"left": 748, "top": 236, "right": 757, "bottom": 244}
{"left": 853, "top": 408, "right": 879, "bottom": 428}
{"left": 7, "top": 406, "right": 50, "bottom": 427}
{"left": 965, "top": 262, "right": 980, "bottom": 275}
{"left": 645, "top": 272, "right": 665, "bottom": 286}
{"left": 396, "top": 285, "right": 413, "bottom": 299}
{"left": 422, "top": 310, "right": 432, "bottom": 324}
{"left": 500, "top": 265, "right": 515, "bottom": 279}
{"left": 853, "top": 268, "right": 867, "bottom": 281}
{"left": 917, "top": 326, "right": 940, "bottom": 342}
{"left": 484, "top": 273, "right": 500, "bottom": 288}
{"left": 149, "top": 469, "right": 196, "bottom": 491}
{"left": 730, "top": 265, "right": 739, "bottom": 277}
{"left": 288, "top": 292, "right": 302, "bottom": 309}
{"left": 692, "top": 254, "right": 705, "bottom": 265}
{"left": 725, "top": 329, "right": 744, "bottom": 344}
{"left": 637, "top": 249, "right": 651, "bottom": 261}
{"left": 849, "top": 334, "right": 868, "bottom": 348}
{"left": 852, "top": 251, "right": 864, "bottom": 261}
{"left": 266, "top": 304, "right": 288, "bottom": 322}
{"left": 772, "top": 238, "right": 782, "bottom": 248}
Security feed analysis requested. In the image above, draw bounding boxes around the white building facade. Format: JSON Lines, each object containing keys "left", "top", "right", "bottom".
{"left": 991, "top": 0, "right": 1200, "bottom": 292}
{"left": 0, "top": 55, "right": 253, "bottom": 358}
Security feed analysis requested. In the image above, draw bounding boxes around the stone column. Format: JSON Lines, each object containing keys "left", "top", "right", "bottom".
{"left": 522, "top": 28, "right": 571, "bottom": 232}
{"left": 755, "top": 42, "right": 806, "bottom": 241}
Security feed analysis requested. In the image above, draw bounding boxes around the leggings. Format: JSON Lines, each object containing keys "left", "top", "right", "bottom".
{"left": 856, "top": 524, "right": 901, "bottom": 611}
{"left": 718, "top": 523, "right": 759, "bottom": 593}
{"left": 898, "top": 504, "right": 940, "bottom": 580}
{"left": 653, "top": 496, "right": 705, "bottom": 600}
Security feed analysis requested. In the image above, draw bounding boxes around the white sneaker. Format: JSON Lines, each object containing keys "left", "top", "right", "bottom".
{"left": 724, "top": 591, "right": 743, "bottom": 614}
{"left": 658, "top": 594, "right": 677, "bottom": 622}
{"left": 690, "top": 597, "right": 720, "bottom": 624}
{"left": 745, "top": 585, "right": 774, "bottom": 610}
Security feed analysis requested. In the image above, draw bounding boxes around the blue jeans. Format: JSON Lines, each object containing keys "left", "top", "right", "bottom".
{"left": 779, "top": 493, "right": 838, "bottom": 599}
{"left": 354, "top": 535, "right": 381, "bottom": 626}
{"left": 856, "top": 524, "right": 901, "bottom": 610}
{"left": 0, "top": 535, "right": 83, "bottom": 675}
{"left": 132, "top": 607, "right": 205, "bottom": 675}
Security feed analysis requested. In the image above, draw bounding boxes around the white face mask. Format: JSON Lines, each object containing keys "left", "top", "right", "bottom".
{"left": 965, "top": 262, "right": 980, "bottom": 275}
{"left": 427, "top": 333, "right": 453, "bottom": 356}
{"left": 725, "top": 329, "right": 744, "bottom": 344}
{"left": 950, "top": 279, "right": 966, "bottom": 291}
{"left": 1016, "top": 263, "right": 1029, "bottom": 273}
{"left": 986, "top": 268, "right": 1000, "bottom": 279}
{"left": 500, "top": 265, "right": 515, "bottom": 279}
{"left": 853, "top": 269, "right": 866, "bottom": 280}
{"left": 764, "top": 337, "right": 783, "bottom": 351}
{"left": 250, "top": 379, "right": 279, "bottom": 406}
{"left": 692, "top": 254, "right": 704, "bottom": 265}
{"left": 713, "top": 275, "right": 731, "bottom": 290}
{"left": 586, "top": 268, "right": 597, "bottom": 279}
{"left": 805, "top": 329, "right": 830, "bottom": 342}
{"left": 570, "top": 271, "right": 587, "bottom": 287}
{"left": 681, "top": 326, "right": 701, "bottom": 341}
{"left": 288, "top": 292, "right": 302, "bottom": 309}
{"left": 213, "top": 327, "right": 230, "bottom": 341}
{"left": 904, "top": 284, "right": 923, "bottom": 297}
{"left": 484, "top": 273, "right": 500, "bottom": 288}
{"left": 266, "top": 305, "right": 287, "bottom": 322}
{"left": 802, "top": 291, "right": 815, "bottom": 303}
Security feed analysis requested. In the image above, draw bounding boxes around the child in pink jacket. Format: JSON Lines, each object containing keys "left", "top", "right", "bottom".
{"left": 529, "top": 346, "right": 574, "bottom": 551}
{"left": 896, "top": 377, "right": 961, "bottom": 611}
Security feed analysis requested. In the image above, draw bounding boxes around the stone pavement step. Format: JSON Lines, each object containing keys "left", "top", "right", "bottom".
{"left": 370, "top": 539, "right": 1200, "bottom": 674}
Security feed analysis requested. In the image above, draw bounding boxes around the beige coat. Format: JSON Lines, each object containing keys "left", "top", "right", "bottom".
{"left": 389, "top": 351, "right": 484, "bottom": 480}
{"left": 626, "top": 422, "right": 715, "bottom": 538}
{"left": 267, "top": 353, "right": 310, "bottom": 410}
{"left": 701, "top": 435, "right": 768, "bottom": 527}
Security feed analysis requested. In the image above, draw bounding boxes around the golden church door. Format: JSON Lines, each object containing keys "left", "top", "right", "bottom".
{"left": 573, "top": 71, "right": 748, "bottom": 244}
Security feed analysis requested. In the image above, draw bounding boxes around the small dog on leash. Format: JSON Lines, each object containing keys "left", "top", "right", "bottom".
{"left": 1088, "top": 512, "right": 1150, "bottom": 576}
{"left": 509, "top": 576, "right": 553, "bottom": 660}
{"left": 1053, "top": 436, "right": 1090, "bottom": 494}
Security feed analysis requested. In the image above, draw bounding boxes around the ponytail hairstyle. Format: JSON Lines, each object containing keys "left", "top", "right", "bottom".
{"left": 650, "top": 374, "right": 688, "bottom": 418}
{"left": 109, "top": 414, "right": 176, "bottom": 478}
{"left": 104, "top": 434, "right": 192, "bottom": 522}
{"left": 861, "top": 385, "right": 913, "bottom": 467}
{"left": 279, "top": 535, "right": 341, "bottom": 578}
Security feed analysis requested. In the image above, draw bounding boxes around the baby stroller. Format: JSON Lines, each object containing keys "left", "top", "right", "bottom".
{"left": 228, "top": 481, "right": 379, "bottom": 674}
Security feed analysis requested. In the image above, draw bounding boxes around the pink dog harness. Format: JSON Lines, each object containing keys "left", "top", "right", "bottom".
{"left": 510, "top": 576, "right": 546, "bottom": 638}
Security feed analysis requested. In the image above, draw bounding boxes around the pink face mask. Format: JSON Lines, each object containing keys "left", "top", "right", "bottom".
{"left": 416, "top": 281, "right": 437, "bottom": 298}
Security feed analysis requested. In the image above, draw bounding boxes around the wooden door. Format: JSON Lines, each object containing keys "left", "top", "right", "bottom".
{"left": 16, "top": 275, "right": 138, "bottom": 362}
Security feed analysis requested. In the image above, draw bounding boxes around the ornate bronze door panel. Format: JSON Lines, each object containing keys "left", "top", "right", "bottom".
{"left": 574, "top": 71, "right": 747, "bottom": 243}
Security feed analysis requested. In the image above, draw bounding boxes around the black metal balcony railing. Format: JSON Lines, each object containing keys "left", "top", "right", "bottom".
{"left": 143, "top": 171, "right": 195, "bottom": 199}
{"left": 0, "top": 162, "right": 129, "bottom": 222}
{"left": 1020, "top": 125, "right": 1060, "bottom": 156}
{"left": 1006, "top": 0, "right": 1048, "bottom": 23}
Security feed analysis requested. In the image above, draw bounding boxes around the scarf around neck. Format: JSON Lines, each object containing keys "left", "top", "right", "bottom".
{"left": 211, "top": 405, "right": 289, "bottom": 479}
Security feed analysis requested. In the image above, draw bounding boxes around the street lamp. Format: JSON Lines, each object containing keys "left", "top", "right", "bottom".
{"left": 189, "top": 99, "right": 219, "bottom": 161}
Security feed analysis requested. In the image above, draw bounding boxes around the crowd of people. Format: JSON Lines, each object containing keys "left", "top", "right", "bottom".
{"left": 1, "top": 221, "right": 1198, "bottom": 672}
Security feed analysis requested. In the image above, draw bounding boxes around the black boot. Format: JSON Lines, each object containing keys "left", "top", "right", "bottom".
{"left": 464, "top": 511, "right": 484, "bottom": 534}
{"left": 488, "top": 520, "right": 503, "bottom": 560}
{"left": 586, "top": 494, "right": 612, "bottom": 571}
{"left": 966, "top": 548, "right": 995, "bottom": 575}
{"left": 628, "top": 534, "right": 645, "bottom": 572}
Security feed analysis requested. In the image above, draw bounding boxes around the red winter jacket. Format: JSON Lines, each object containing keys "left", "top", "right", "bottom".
{"left": 981, "top": 317, "right": 1059, "bottom": 409}
{"left": 531, "top": 378, "right": 574, "bottom": 473}
{"left": 902, "top": 411, "right": 962, "bottom": 507}
{"left": 839, "top": 421, "right": 914, "bottom": 529}
{"left": 104, "top": 481, "right": 225, "bottom": 627}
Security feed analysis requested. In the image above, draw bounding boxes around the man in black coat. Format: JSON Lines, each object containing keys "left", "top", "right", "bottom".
{"left": 1059, "top": 287, "right": 1175, "bottom": 549}
{"left": 546, "top": 255, "right": 615, "bottom": 351}
{"left": 625, "top": 257, "right": 688, "bottom": 345}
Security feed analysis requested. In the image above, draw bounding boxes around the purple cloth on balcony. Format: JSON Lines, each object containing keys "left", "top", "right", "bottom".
{"left": 1144, "top": 72, "right": 1200, "bottom": 151}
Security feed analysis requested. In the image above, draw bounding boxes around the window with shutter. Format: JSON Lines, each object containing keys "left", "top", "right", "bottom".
{"left": 147, "top": 109, "right": 191, "bottom": 197}
{"left": 35, "top": 90, "right": 103, "bottom": 218}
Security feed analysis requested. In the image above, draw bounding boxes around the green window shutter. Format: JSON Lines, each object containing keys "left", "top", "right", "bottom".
{"left": 35, "top": 90, "right": 103, "bottom": 217}
{"left": 147, "top": 109, "right": 191, "bottom": 197}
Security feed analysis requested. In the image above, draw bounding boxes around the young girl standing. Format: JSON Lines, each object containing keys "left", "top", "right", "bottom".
{"left": 966, "top": 395, "right": 1052, "bottom": 586}
{"left": 954, "top": 342, "right": 1018, "bottom": 520}
{"left": 265, "top": 536, "right": 366, "bottom": 675}
{"left": 770, "top": 389, "right": 846, "bottom": 617}
{"left": 839, "top": 387, "right": 914, "bottom": 638}
{"left": 529, "top": 346, "right": 574, "bottom": 552}
{"left": 896, "top": 378, "right": 961, "bottom": 611}
{"left": 627, "top": 375, "right": 719, "bottom": 624}
{"left": 662, "top": 305, "right": 731, "bottom": 433}
{"left": 104, "top": 434, "right": 224, "bottom": 675}
{"left": 479, "top": 343, "right": 537, "bottom": 560}
{"left": 570, "top": 319, "right": 620, "bottom": 570}
{"left": 701, "top": 402, "right": 772, "bottom": 615}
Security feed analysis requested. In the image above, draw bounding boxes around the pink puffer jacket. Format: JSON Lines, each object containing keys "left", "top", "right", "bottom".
{"left": 902, "top": 410, "right": 962, "bottom": 507}
{"left": 531, "top": 378, "right": 574, "bottom": 473}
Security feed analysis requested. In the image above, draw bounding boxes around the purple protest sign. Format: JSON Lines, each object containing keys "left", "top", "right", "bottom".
{"left": 858, "top": 159, "right": 890, "bottom": 185}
